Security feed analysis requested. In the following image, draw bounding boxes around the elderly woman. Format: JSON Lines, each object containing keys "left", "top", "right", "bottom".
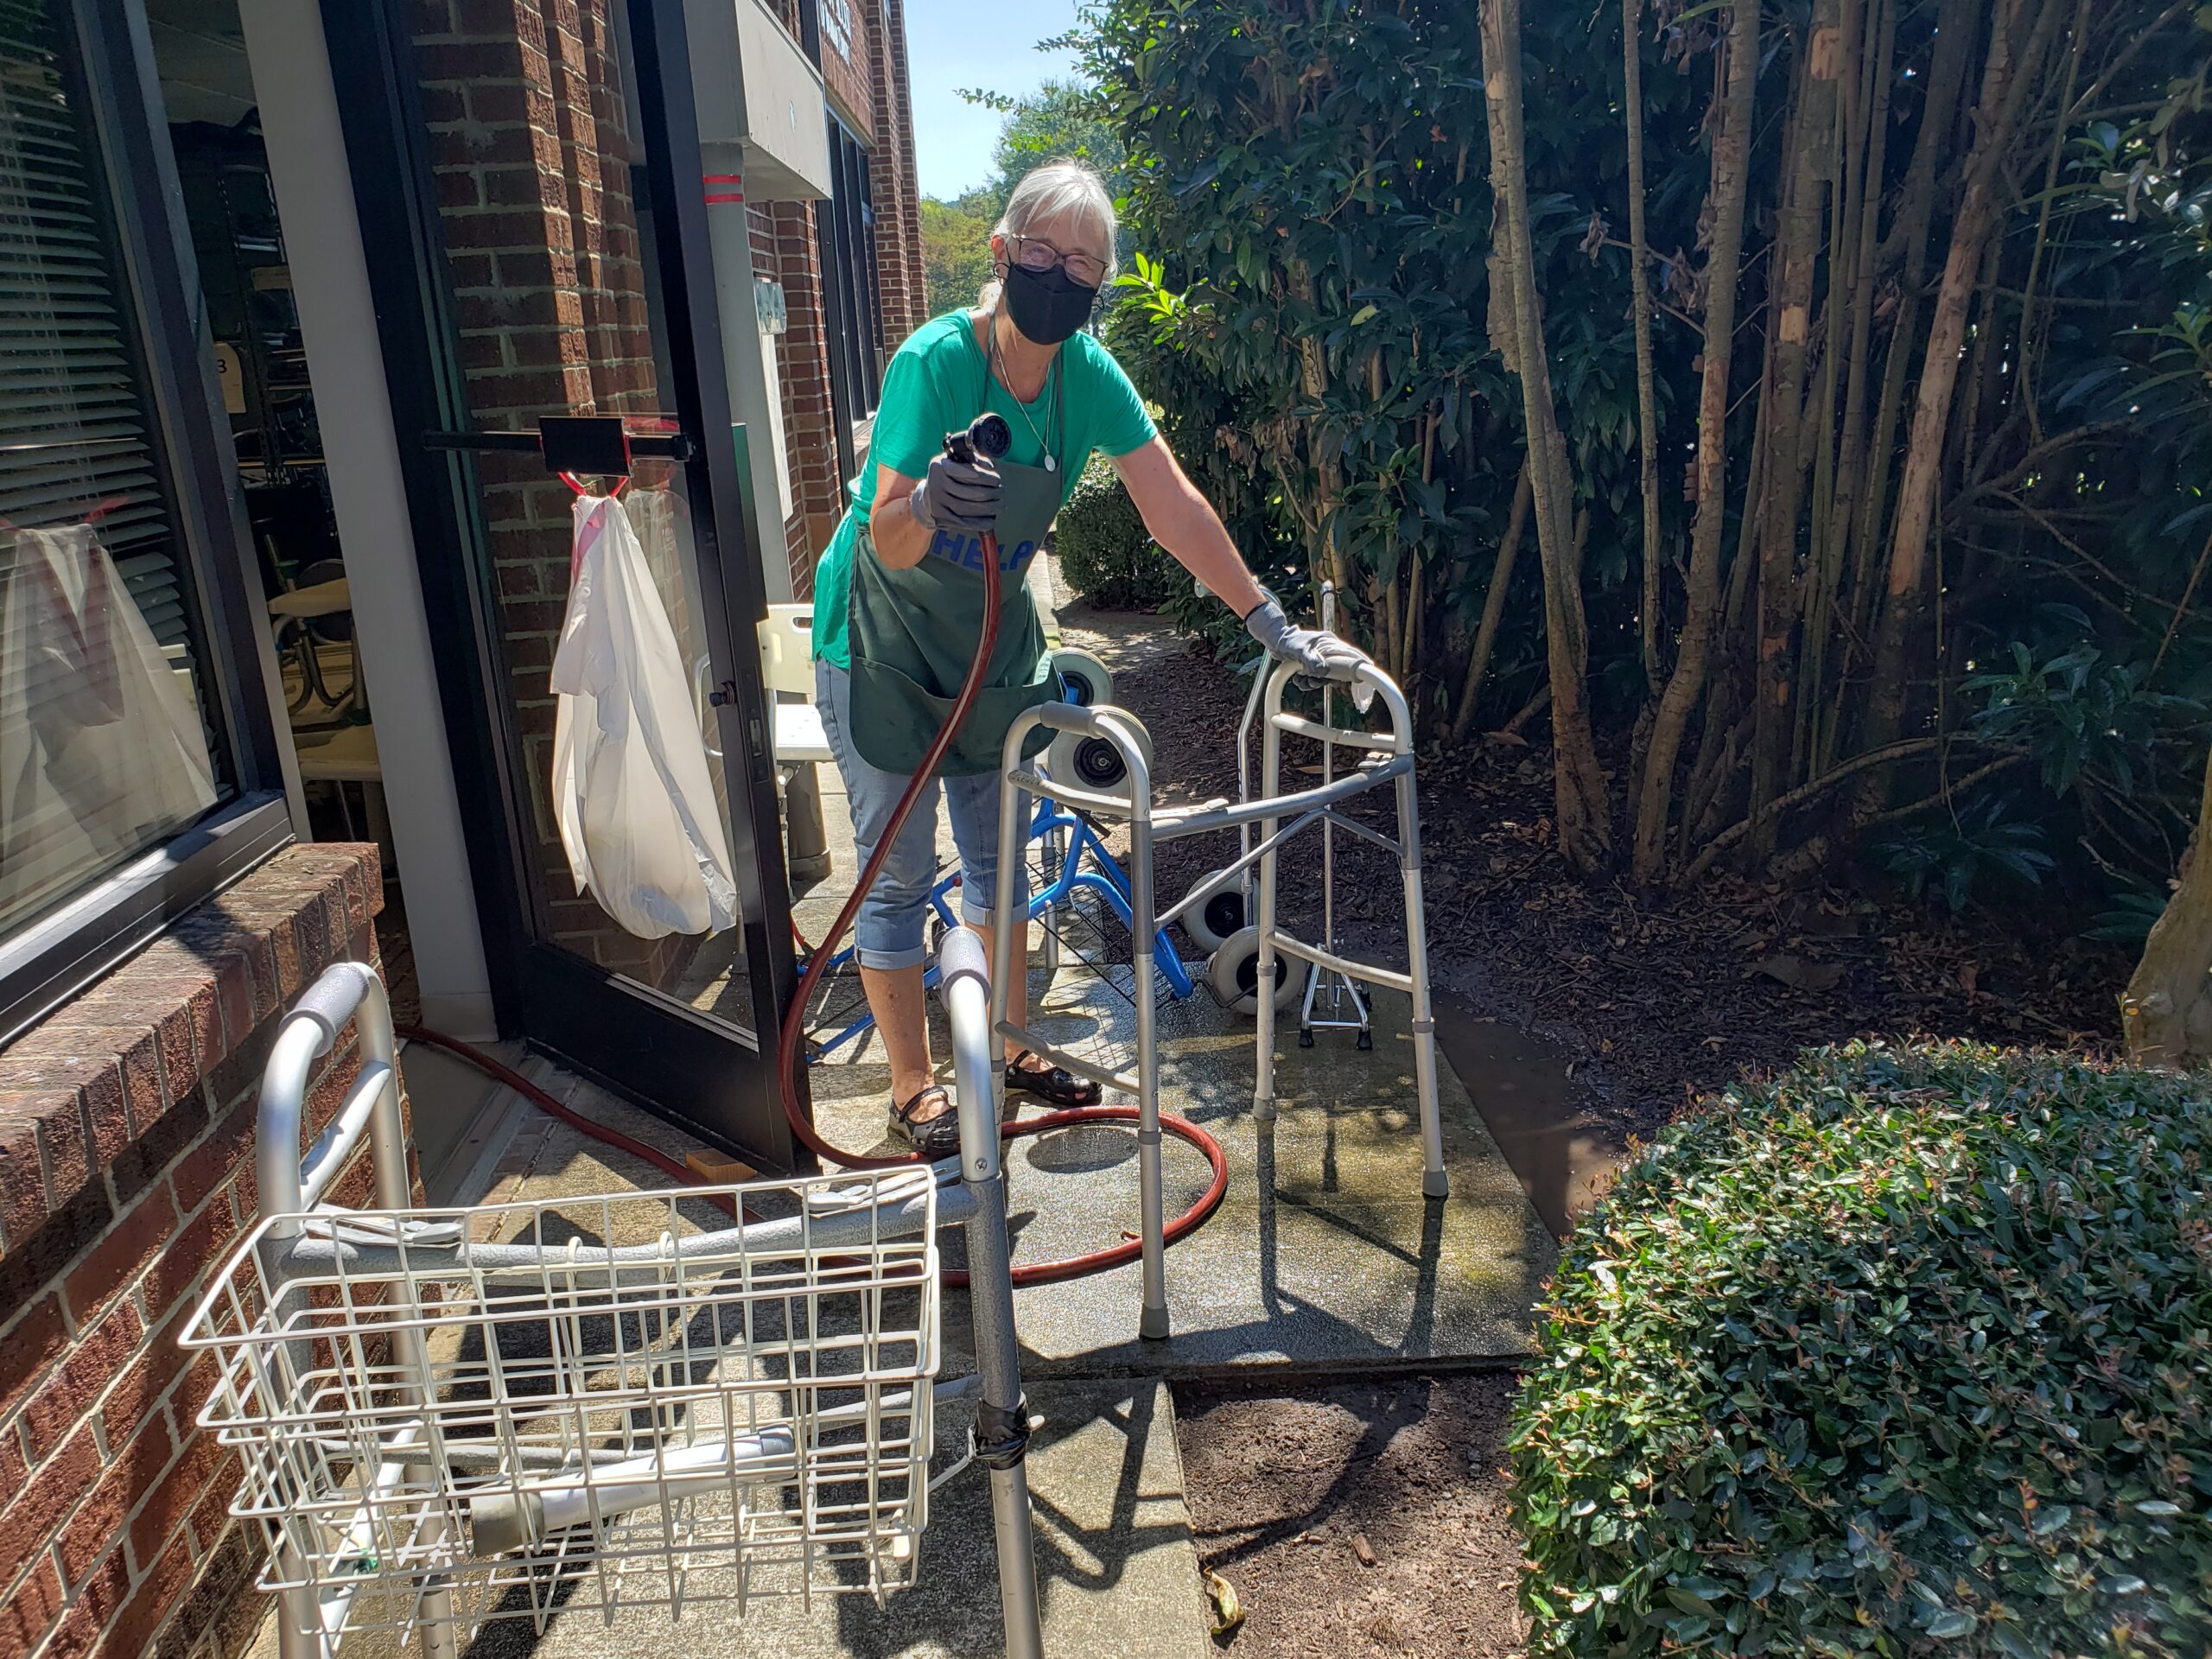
{"left": 812, "top": 159, "right": 1363, "bottom": 1158}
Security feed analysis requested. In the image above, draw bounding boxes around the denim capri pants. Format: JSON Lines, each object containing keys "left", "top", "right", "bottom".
{"left": 815, "top": 658, "right": 1029, "bottom": 971}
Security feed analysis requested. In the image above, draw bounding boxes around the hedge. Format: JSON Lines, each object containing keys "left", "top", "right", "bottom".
{"left": 1053, "top": 456, "right": 1173, "bottom": 609}
{"left": 1512, "top": 1042, "right": 2211, "bottom": 1656}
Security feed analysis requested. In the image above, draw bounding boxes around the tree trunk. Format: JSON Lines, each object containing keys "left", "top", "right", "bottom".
{"left": 1482, "top": 0, "right": 1611, "bottom": 873}
{"left": 1630, "top": 0, "right": 1759, "bottom": 884}
{"left": 1749, "top": 0, "right": 1841, "bottom": 857}
{"left": 1624, "top": 0, "right": 1665, "bottom": 699}
{"left": 1802, "top": 0, "right": 1894, "bottom": 775}
{"left": 1827, "top": 0, "right": 1978, "bottom": 774}
{"left": 1854, "top": 0, "right": 2062, "bottom": 819}
{"left": 2125, "top": 753, "right": 2212, "bottom": 1066}
{"left": 1449, "top": 462, "right": 1533, "bottom": 743}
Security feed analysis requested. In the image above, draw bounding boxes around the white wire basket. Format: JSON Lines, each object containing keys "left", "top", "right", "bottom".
{"left": 181, "top": 1171, "right": 939, "bottom": 1649}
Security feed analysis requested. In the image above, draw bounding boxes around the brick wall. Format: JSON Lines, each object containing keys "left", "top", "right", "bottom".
{"left": 865, "top": 0, "right": 927, "bottom": 347}
{"left": 409, "top": 0, "right": 698, "bottom": 987}
{"left": 816, "top": 0, "right": 871, "bottom": 134}
{"left": 0, "top": 846, "right": 401, "bottom": 1659}
{"left": 767, "top": 200, "right": 847, "bottom": 585}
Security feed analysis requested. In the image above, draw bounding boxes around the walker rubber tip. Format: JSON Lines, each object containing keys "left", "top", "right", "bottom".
{"left": 1252, "top": 1096, "right": 1276, "bottom": 1123}
{"left": 1140, "top": 1305, "right": 1171, "bottom": 1341}
{"left": 1422, "top": 1170, "right": 1451, "bottom": 1200}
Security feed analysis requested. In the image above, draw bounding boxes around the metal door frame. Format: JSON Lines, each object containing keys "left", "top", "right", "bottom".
{"left": 322, "top": 0, "right": 808, "bottom": 1170}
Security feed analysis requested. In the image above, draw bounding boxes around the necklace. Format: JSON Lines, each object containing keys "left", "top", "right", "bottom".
{"left": 986, "top": 311, "right": 1062, "bottom": 473}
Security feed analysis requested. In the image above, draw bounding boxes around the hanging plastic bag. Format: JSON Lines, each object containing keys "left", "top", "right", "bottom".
{"left": 550, "top": 493, "right": 736, "bottom": 939}
{"left": 0, "top": 524, "right": 218, "bottom": 919}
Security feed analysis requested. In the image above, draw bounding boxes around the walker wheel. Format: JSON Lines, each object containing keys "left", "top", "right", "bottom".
{"left": 1052, "top": 647, "right": 1113, "bottom": 710}
{"left": 1048, "top": 703, "right": 1153, "bottom": 797}
{"left": 1206, "top": 925, "right": 1300, "bottom": 1015}
{"left": 1179, "top": 868, "right": 1248, "bottom": 954}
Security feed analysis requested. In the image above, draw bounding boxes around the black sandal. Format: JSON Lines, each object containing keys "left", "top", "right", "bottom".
{"left": 1003, "top": 1049, "right": 1102, "bottom": 1107}
{"left": 889, "top": 1084, "right": 962, "bottom": 1160}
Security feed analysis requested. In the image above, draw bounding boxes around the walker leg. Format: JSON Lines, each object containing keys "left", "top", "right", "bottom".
{"left": 1252, "top": 680, "right": 1282, "bottom": 1124}
{"left": 1396, "top": 766, "right": 1448, "bottom": 1199}
{"left": 277, "top": 1582, "right": 315, "bottom": 1659}
{"left": 1128, "top": 812, "right": 1170, "bottom": 1341}
{"left": 418, "top": 1590, "right": 458, "bottom": 1659}
{"left": 968, "top": 1170, "right": 1046, "bottom": 1659}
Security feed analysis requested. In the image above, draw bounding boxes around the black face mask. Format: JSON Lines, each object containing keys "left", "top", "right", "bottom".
{"left": 1001, "top": 262, "right": 1098, "bottom": 346}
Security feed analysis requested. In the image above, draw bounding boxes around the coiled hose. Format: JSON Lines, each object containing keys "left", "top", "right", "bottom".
{"left": 772, "top": 463, "right": 1226, "bottom": 1288}
{"left": 400, "top": 437, "right": 1227, "bottom": 1291}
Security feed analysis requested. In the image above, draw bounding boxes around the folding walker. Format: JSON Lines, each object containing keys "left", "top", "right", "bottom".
{"left": 988, "top": 653, "right": 1447, "bottom": 1344}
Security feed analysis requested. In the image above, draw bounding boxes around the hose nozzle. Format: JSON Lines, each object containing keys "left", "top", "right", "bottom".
{"left": 946, "top": 412, "right": 1013, "bottom": 466}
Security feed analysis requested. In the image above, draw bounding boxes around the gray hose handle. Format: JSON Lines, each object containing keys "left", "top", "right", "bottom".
{"left": 287, "top": 961, "right": 379, "bottom": 1057}
{"left": 938, "top": 925, "right": 990, "bottom": 993}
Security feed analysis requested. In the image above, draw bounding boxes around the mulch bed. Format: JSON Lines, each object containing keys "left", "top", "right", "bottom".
{"left": 1067, "top": 603, "right": 2132, "bottom": 1659}
{"left": 1176, "top": 1375, "right": 1525, "bottom": 1658}
{"left": 1065, "top": 601, "right": 2130, "bottom": 1153}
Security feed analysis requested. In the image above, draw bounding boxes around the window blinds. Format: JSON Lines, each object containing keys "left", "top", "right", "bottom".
{"left": 0, "top": 0, "right": 222, "bottom": 934}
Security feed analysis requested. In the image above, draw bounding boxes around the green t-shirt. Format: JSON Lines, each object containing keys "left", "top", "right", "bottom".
{"left": 809, "top": 312, "right": 1158, "bottom": 668}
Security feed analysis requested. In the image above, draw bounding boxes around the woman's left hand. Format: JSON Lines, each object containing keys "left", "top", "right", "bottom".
{"left": 1243, "top": 597, "right": 1371, "bottom": 684}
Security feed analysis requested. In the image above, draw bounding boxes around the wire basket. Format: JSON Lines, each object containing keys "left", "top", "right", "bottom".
{"left": 181, "top": 1170, "right": 938, "bottom": 1649}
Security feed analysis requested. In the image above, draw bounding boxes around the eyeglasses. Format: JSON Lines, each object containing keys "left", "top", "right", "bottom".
{"left": 1007, "top": 234, "right": 1108, "bottom": 289}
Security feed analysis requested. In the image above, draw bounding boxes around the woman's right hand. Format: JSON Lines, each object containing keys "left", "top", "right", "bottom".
{"left": 907, "top": 448, "right": 1003, "bottom": 535}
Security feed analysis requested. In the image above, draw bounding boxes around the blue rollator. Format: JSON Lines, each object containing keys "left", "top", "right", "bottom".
{"left": 803, "top": 793, "right": 1194, "bottom": 1062}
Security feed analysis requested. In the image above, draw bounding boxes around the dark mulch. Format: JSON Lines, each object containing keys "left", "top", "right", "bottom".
{"left": 1065, "top": 601, "right": 2130, "bottom": 1151}
{"left": 1176, "top": 1375, "right": 1526, "bottom": 1658}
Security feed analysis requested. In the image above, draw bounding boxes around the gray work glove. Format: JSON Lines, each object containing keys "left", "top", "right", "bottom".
{"left": 907, "top": 448, "right": 1002, "bottom": 535}
{"left": 1243, "top": 596, "right": 1371, "bottom": 686}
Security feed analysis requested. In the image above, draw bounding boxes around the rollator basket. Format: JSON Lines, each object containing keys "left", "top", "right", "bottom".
{"left": 182, "top": 1170, "right": 940, "bottom": 1646}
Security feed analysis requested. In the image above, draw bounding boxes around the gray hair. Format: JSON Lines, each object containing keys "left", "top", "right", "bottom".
{"left": 978, "top": 159, "right": 1118, "bottom": 308}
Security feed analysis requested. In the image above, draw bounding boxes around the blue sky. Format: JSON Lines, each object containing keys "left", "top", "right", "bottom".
{"left": 900, "top": 0, "right": 1082, "bottom": 200}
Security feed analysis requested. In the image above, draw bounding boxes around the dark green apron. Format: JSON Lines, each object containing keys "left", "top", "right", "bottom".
{"left": 846, "top": 449, "right": 1063, "bottom": 777}
{"left": 848, "top": 331, "right": 1070, "bottom": 778}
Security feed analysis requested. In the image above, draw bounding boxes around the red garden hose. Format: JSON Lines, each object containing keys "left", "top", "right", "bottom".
{"left": 772, "top": 473, "right": 1227, "bottom": 1287}
{"left": 401, "top": 430, "right": 1228, "bottom": 1289}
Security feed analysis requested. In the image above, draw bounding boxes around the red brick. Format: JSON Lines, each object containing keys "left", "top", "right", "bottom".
{"left": 0, "top": 1555, "right": 63, "bottom": 1658}
{"left": 0, "top": 1052, "right": 125, "bottom": 1171}
{"left": 57, "top": 1436, "right": 138, "bottom": 1586}
{"left": 0, "top": 1098, "right": 47, "bottom": 1247}
{"left": 105, "top": 1527, "right": 193, "bottom": 1658}
{"left": 99, "top": 1311, "right": 193, "bottom": 1454}
{"left": 41, "top": 991, "right": 200, "bottom": 1111}
{"left": 160, "top": 916, "right": 279, "bottom": 1029}
{"left": 0, "top": 1292, "right": 68, "bottom": 1421}
{"left": 168, "top": 1352, "right": 220, "bottom": 1434}
{"left": 11, "top": 1024, "right": 165, "bottom": 1133}
{"left": 22, "top": 1301, "right": 143, "bottom": 1460}
{"left": 102, "top": 1089, "right": 209, "bottom": 1214}
{"left": 188, "top": 1452, "right": 239, "bottom": 1552}
{"left": 0, "top": 1085, "right": 89, "bottom": 1208}
{"left": 62, "top": 1186, "right": 179, "bottom": 1323}
{"left": 123, "top": 943, "right": 254, "bottom": 1060}
{"left": 137, "top": 1193, "right": 238, "bottom": 1325}
{"left": 305, "top": 1045, "right": 365, "bottom": 1138}
{"left": 0, "top": 1426, "right": 100, "bottom": 1570}
{"left": 128, "top": 1427, "right": 227, "bottom": 1572}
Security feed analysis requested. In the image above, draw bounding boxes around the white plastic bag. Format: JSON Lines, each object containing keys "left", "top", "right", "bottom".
{"left": 550, "top": 493, "right": 736, "bottom": 939}
{"left": 0, "top": 524, "right": 217, "bottom": 919}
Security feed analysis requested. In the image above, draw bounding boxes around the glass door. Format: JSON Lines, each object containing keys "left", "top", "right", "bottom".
{"left": 327, "top": 0, "right": 804, "bottom": 1165}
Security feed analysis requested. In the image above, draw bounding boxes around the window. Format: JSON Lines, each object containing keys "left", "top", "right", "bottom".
{"left": 820, "top": 112, "right": 882, "bottom": 423}
{"left": 0, "top": 0, "right": 290, "bottom": 1039}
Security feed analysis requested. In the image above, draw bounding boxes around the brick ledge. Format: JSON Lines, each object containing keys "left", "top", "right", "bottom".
{"left": 0, "top": 844, "right": 385, "bottom": 1263}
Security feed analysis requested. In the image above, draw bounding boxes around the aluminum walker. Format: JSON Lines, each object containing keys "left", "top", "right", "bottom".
{"left": 988, "top": 654, "right": 1446, "bottom": 1344}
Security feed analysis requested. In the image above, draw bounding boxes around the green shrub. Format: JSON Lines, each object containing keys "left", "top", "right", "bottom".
{"left": 1512, "top": 1042, "right": 2212, "bottom": 1656}
{"left": 1053, "top": 458, "right": 1173, "bottom": 609}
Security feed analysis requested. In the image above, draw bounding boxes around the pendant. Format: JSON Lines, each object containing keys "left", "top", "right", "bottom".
{"left": 1046, "top": 455, "right": 1058, "bottom": 474}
